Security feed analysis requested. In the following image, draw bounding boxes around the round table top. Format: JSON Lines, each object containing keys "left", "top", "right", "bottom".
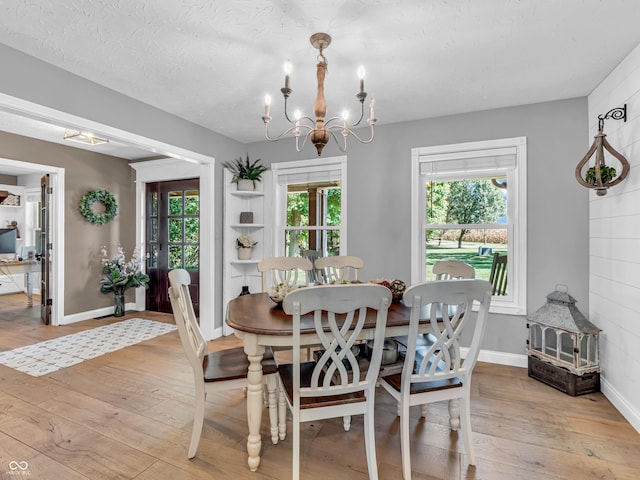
{"left": 226, "top": 292, "right": 417, "bottom": 337}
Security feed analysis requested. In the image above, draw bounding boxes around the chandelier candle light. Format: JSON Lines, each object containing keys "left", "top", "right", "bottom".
{"left": 262, "top": 33, "right": 376, "bottom": 156}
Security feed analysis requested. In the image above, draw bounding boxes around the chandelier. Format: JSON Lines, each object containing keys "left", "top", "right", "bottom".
{"left": 262, "top": 33, "right": 376, "bottom": 156}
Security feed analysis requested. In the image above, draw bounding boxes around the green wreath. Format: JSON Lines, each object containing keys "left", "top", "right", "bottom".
{"left": 79, "top": 189, "right": 118, "bottom": 224}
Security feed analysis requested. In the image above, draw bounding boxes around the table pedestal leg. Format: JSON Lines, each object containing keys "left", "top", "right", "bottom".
{"left": 278, "top": 384, "right": 287, "bottom": 440}
{"left": 245, "top": 340, "right": 265, "bottom": 472}
{"left": 265, "top": 372, "right": 279, "bottom": 444}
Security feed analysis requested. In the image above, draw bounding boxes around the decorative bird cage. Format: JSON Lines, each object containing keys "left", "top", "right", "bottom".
{"left": 526, "top": 286, "right": 601, "bottom": 396}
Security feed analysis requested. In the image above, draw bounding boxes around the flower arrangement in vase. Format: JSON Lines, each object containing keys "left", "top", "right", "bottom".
{"left": 236, "top": 234, "right": 258, "bottom": 260}
{"left": 100, "top": 245, "right": 149, "bottom": 317}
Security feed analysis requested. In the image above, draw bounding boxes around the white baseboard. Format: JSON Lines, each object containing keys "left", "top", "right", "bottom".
{"left": 461, "top": 347, "right": 528, "bottom": 368}
{"left": 601, "top": 377, "right": 640, "bottom": 434}
{"left": 61, "top": 302, "right": 139, "bottom": 324}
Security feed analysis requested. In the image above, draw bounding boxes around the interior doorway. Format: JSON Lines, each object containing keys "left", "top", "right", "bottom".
{"left": 0, "top": 158, "right": 64, "bottom": 325}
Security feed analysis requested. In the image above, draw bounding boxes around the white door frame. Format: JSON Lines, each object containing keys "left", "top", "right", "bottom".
{"left": 0, "top": 93, "right": 216, "bottom": 332}
{"left": 130, "top": 159, "right": 216, "bottom": 340}
{"left": 0, "top": 157, "right": 64, "bottom": 325}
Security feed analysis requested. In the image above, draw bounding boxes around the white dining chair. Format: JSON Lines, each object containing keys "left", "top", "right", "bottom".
{"left": 489, "top": 252, "right": 508, "bottom": 295}
{"left": 280, "top": 284, "right": 392, "bottom": 480}
{"left": 395, "top": 260, "right": 476, "bottom": 352}
{"left": 258, "top": 256, "right": 314, "bottom": 291}
{"left": 314, "top": 255, "right": 364, "bottom": 284}
{"left": 379, "top": 279, "right": 492, "bottom": 479}
{"left": 432, "top": 259, "right": 476, "bottom": 280}
{"left": 168, "top": 268, "right": 281, "bottom": 457}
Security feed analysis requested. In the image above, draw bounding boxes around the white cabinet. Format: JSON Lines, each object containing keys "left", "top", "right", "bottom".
{"left": 0, "top": 273, "right": 25, "bottom": 294}
{"left": 0, "top": 184, "right": 25, "bottom": 257}
{"left": 0, "top": 184, "right": 27, "bottom": 294}
{"left": 222, "top": 171, "right": 272, "bottom": 333}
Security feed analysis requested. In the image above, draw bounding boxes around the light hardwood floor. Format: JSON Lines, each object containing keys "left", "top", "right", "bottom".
{"left": 1, "top": 293, "right": 640, "bottom": 479}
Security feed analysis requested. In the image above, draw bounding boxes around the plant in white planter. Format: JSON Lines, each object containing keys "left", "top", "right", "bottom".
{"left": 223, "top": 154, "right": 268, "bottom": 191}
{"left": 236, "top": 234, "right": 258, "bottom": 260}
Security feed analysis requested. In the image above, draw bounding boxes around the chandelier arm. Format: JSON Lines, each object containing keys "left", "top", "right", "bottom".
{"left": 351, "top": 101, "right": 365, "bottom": 127}
{"left": 328, "top": 129, "right": 347, "bottom": 152}
{"left": 297, "top": 130, "right": 312, "bottom": 152}
{"left": 298, "top": 116, "right": 315, "bottom": 125}
{"left": 282, "top": 96, "right": 294, "bottom": 124}
{"left": 324, "top": 116, "right": 346, "bottom": 128}
{"left": 327, "top": 124, "right": 376, "bottom": 144}
{"left": 265, "top": 124, "right": 307, "bottom": 142}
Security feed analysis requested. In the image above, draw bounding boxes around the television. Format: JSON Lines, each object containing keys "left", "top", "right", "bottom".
{"left": 0, "top": 228, "right": 17, "bottom": 254}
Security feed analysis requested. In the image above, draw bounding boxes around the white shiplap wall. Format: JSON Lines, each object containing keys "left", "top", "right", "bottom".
{"left": 588, "top": 42, "right": 640, "bottom": 432}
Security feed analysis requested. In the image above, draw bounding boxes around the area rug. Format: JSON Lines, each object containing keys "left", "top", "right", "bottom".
{"left": 0, "top": 318, "right": 177, "bottom": 377}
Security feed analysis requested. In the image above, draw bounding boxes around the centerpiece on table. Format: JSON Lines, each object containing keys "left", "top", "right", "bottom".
{"left": 236, "top": 234, "right": 258, "bottom": 260}
{"left": 100, "top": 245, "right": 149, "bottom": 317}
{"left": 371, "top": 278, "right": 407, "bottom": 303}
{"left": 267, "top": 283, "right": 304, "bottom": 307}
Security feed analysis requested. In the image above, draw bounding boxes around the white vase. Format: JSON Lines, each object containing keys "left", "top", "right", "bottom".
{"left": 238, "top": 247, "right": 252, "bottom": 260}
{"left": 237, "top": 179, "right": 254, "bottom": 191}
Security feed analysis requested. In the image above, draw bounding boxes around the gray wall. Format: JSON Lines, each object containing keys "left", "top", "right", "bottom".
{"left": 0, "top": 174, "right": 17, "bottom": 185}
{"left": 0, "top": 130, "right": 137, "bottom": 313}
{"left": 0, "top": 43, "right": 244, "bottom": 318}
{"left": 0, "top": 42, "right": 590, "bottom": 356}
{"left": 246, "top": 97, "right": 590, "bottom": 355}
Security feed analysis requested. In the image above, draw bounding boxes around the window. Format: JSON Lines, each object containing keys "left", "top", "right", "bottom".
{"left": 411, "top": 137, "right": 526, "bottom": 315}
{"left": 271, "top": 156, "right": 347, "bottom": 258}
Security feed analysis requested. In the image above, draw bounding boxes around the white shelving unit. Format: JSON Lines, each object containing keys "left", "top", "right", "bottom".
{"left": 0, "top": 184, "right": 26, "bottom": 294}
{"left": 222, "top": 171, "right": 272, "bottom": 334}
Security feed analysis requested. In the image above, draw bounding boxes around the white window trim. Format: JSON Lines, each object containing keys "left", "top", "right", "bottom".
{"left": 411, "top": 137, "right": 527, "bottom": 315}
{"left": 270, "top": 156, "right": 347, "bottom": 257}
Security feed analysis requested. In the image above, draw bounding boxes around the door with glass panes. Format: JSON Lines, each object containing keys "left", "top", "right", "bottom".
{"left": 146, "top": 179, "right": 199, "bottom": 314}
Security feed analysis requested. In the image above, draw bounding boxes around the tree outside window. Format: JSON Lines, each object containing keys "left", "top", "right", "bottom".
{"left": 426, "top": 177, "right": 508, "bottom": 284}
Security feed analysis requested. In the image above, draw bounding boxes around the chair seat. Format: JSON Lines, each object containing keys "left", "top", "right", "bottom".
{"left": 203, "top": 346, "right": 278, "bottom": 382}
{"left": 278, "top": 361, "right": 365, "bottom": 409}
{"left": 382, "top": 373, "right": 462, "bottom": 394}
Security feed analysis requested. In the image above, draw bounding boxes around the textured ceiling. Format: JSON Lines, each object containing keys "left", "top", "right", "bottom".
{"left": 0, "top": 0, "right": 640, "bottom": 152}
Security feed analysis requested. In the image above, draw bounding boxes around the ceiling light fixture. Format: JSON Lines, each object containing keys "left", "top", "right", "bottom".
{"left": 262, "top": 33, "right": 376, "bottom": 156}
{"left": 63, "top": 129, "right": 109, "bottom": 146}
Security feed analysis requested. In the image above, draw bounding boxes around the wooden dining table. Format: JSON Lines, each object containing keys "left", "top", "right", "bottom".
{"left": 0, "top": 260, "right": 39, "bottom": 306}
{"left": 226, "top": 291, "right": 459, "bottom": 472}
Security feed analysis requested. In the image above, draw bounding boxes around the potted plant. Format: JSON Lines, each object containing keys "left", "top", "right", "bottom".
{"left": 585, "top": 165, "right": 617, "bottom": 186}
{"left": 236, "top": 234, "right": 258, "bottom": 260}
{"left": 223, "top": 154, "right": 268, "bottom": 191}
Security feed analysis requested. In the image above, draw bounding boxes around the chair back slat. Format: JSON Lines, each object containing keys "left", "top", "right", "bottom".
{"left": 489, "top": 253, "right": 508, "bottom": 295}
{"left": 283, "top": 284, "right": 391, "bottom": 402}
{"left": 301, "top": 249, "right": 320, "bottom": 283}
{"left": 314, "top": 255, "right": 364, "bottom": 284}
{"left": 433, "top": 260, "right": 475, "bottom": 280}
{"left": 258, "top": 256, "right": 314, "bottom": 291}
{"left": 402, "top": 279, "right": 492, "bottom": 389}
{"left": 168, "top": 269, "right": 206, "bottom": 376}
